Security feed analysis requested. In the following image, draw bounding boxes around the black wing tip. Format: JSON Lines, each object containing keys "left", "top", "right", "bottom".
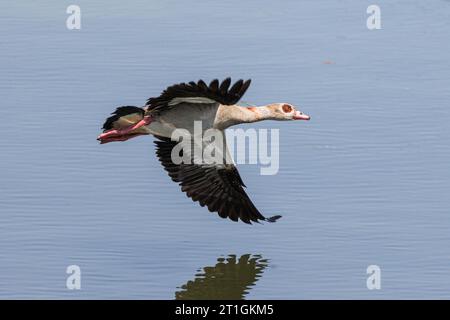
{"left": 265, "top": 215, "right": 282, "bottom": 223}
{"left": 241, "top": 214, "right": 282, "bottom": 224}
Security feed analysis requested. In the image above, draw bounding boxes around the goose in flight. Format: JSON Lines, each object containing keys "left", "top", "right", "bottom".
{"left": 97, "top": 78, "right": 310, "bottom": 224}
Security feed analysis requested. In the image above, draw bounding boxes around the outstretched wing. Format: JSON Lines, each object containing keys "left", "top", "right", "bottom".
{"left": 154, "top": 135, "right": 281, "bottom": 224}
{"left": 146, "top": 78, "right": 251, "bottom": 114}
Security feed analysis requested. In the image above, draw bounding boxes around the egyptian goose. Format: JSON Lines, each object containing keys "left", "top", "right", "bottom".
{"left": 97, "top": 78, "right": 310, "bottom": 224}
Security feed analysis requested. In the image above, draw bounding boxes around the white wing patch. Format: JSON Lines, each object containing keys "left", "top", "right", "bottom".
{"left": 168, "top": 97, "right": 217, "bottom": 106}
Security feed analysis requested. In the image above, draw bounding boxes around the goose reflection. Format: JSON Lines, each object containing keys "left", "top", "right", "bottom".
{"left": 175, "top": 254, "right": 268, "bottom": 300}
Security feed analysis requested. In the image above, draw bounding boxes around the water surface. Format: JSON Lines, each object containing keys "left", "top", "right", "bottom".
{"left": 1, "top": 0, "right": 450, "bottom": 299}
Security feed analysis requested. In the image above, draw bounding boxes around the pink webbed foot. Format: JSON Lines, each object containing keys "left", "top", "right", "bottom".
{"left": 97, "top": 115, "right": 152, "bottom": 144}
{"left": 99, "top": 132, "right": 148, "bottom": 144}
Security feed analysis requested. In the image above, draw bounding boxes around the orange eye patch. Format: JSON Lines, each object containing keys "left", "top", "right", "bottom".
{"left": 282, "top": 104, "right": 293, "bottom": 113}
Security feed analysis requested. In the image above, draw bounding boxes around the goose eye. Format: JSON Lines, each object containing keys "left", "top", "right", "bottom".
{"left": 282, "top": 104, "right": 293, "bottom": 113}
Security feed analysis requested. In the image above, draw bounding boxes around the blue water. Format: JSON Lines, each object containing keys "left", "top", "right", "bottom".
{"left": 1, "top": 0, "right": 450, "bottom": 299}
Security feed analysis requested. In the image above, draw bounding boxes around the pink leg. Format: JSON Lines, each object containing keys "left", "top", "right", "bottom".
{"left": 99, "top": 132, "right": 148, "bottom": 144}
{"left": 97, "top": 115, "right": 152, "bottom": 141}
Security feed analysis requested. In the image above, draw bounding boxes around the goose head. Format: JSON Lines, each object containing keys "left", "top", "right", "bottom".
{"left": 262, "top": 103, "right": 310, "bottom": 121}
